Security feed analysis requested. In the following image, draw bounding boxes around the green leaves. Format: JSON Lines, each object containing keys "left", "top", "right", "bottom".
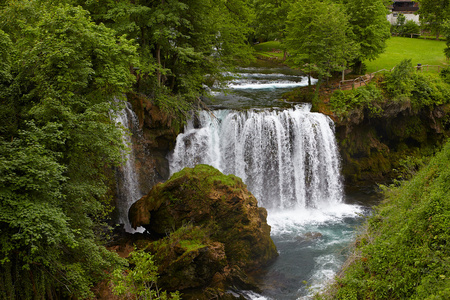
{"left": 112, "top": 248, "right": 181, "bottom": 300}
{"left": 0, "top": 1, "right": 136, "bottom": 298}
{"left": 344, "top": 0, "right": 390, "bottom": 62}
{"left": 286, "top": 0, "right": 357, "bottom": 80}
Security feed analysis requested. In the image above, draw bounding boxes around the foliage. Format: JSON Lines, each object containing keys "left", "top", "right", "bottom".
{"left": 286, "top": 0, "right": 357, "bottom": 85}
{"left": 251, "top": 0, "right": 292, "bottom": 43}
{"left": 381, "top": 59, "right": 416, "bottom": 101}
{"left": 75, "top": 0, "right": 254, "bottom": 115}
{"left": 330, "top": 59, "right": 450, "bottom": 118}
{"left": 320, "top": 140, "right": 450, "bottom": 299}
{"left": 330, "top": 84, "right": 384, "bottom": 118}
{"left": 442, "top": 20, "right": 450, "bottom": 59}
{"left": 439, "top": 66, "right": 450, "bottom": 83}
{"left": 392, "top": 15, "right": 420, "bottom": 37}
{"left": 0, "top": 1, "right": 136, "bottom": 298}
{"left": 112, "top": 249, "right": 181, "bottom": 300}
{"left": 417, "top": 0, "right": 450, "bottom": 40}
{"left": 343, "top": 0, "right": 391, "bottom": 74}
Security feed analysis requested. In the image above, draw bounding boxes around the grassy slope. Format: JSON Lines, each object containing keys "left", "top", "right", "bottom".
{"left": 253, "top": 41, "right": 284, "bottom": 60}
{"left": 321, "top": 141, "right": 450, "bottom": 299}
{"left": 364, "top": 37, "right": 447, "bottom": 73}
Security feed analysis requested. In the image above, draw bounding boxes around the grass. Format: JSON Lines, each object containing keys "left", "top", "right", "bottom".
{"left": 253, "top": 40, "right": 285, "bottom": 60}
{"left": 364, "top": 37, "right": 448, "bottom": 73}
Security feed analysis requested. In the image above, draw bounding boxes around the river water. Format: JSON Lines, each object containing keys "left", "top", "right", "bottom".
{"left": 169, "top": 61, "right": 376, "bottom": 299}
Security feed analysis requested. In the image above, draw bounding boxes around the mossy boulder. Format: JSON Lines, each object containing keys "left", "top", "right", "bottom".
{"left": 129, "top": 164, "right": 278, "bottom": 298}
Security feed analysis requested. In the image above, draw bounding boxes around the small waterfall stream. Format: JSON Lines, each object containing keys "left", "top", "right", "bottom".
{"left": 115, "top": 102, "right": 145, "bottom": 233}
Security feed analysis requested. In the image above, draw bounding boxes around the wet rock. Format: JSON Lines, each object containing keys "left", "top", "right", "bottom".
{"left": 295, "top": 232, "right": 323, "bottom": 243}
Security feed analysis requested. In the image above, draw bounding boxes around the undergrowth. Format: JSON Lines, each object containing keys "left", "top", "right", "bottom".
{"left": 329, "top": 59, "right": 450, "bottom": 118}
{"left": 318, "top": 140, "right": 450, "bottom": 299}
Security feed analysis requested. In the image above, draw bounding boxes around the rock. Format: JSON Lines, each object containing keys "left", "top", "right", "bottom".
{"left": 129, "top": 164, "right": 278, "bottom": 297}
{"left": 295, "top": 232, "right": 323, "bottom": 243}
{"left": 329, "top": 101, "right": 450, "bottom": 186}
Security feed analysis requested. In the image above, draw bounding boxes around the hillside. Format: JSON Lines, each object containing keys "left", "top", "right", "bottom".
{"left": 321, "top": 140, "right": 450, "bottom": 299}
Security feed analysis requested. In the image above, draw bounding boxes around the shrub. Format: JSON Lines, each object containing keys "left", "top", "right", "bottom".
{"left": 330, "top": 83, "right": 384, "bottom": 118}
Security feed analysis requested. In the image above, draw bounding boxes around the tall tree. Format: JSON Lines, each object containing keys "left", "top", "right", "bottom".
{"left": 0, "top": 1, "right": 137, "bottom": 298}
{"left": 285, "top": 0, "right": 357, "bottom": 90}
{"left": 343, "top": 0, "right": 391, "bottom": 74}
{"left": 76, "top": 0, "right": 254, "bottom": 109}
{"left": 252, "top": 0, "right": 292, "bottom": 44}
{"left": 417, "top": 0, "right": 450, "bottom": 40}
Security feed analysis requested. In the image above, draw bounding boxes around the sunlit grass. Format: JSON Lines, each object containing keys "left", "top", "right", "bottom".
{"left": 364, "top": 37, "right": 448, "bottom": 73}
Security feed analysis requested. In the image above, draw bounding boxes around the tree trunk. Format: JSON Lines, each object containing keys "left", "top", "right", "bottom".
{"left": 156, "top": 44, "right": 161, "bottom": 87}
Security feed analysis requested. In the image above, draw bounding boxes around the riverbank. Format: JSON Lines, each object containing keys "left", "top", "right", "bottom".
{"left": 318, "top": 139, "right": 450, "bottom": 299}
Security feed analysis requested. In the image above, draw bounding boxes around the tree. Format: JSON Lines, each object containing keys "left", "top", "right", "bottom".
{"left": 417, "top": 0, "right": 450, "bottom": 40}
{"left": 285, "top": 0, "right": 357, "bottom": 91}
{"left": 76, "top": 0, "right": 254, "bottom": 110}
{"left": 0, "top": 1, "right": 137, "bottom": 298}
{"left": 343, "top": 0, "right": 391, "bottom": 74}
{"left": 251, "top": 0, "right": 292, "bottom": 57}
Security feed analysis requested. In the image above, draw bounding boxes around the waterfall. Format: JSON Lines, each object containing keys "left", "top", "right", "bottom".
{"left": 115, "top": 102, "right": 145, "bottom": 233}
{"left": 169, "top": 104, "right": 343, "bottom": 210}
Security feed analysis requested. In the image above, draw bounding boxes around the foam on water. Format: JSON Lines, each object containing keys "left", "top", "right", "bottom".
{"left": 267, "top": 203, "right": 363, "bottom": 236}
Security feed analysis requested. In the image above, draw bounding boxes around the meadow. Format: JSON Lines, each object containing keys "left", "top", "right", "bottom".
{"left": 364, "top": 37, "right": 447, "bottom": 73}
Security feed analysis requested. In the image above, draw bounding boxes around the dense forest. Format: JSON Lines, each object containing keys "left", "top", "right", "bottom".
{"left": 0, "top": 0, "right": 449, "bottom": 299}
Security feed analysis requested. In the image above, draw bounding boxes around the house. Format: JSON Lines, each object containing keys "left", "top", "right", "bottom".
{"left": 387, "top": 0, "right": 420, "bottom": 25}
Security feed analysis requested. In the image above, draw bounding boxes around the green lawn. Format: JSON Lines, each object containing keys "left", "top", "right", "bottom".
{"left": 253, "top": 41, "right": 284, "bottom": 60}
{"left": 364, "top": 37, "right": 448, "bottom": 73}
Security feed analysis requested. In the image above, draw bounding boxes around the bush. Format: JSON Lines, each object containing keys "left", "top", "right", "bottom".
{"left": 403, "top": 20, "right": 420, "bottom": 37}
{"left": 330, "top": 83, "right": 384, "bottom": 117}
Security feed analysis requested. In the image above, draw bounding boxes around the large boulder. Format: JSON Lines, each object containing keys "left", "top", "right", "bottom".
{"left": 129, "top": 164, "right": 278, "bottom": 297}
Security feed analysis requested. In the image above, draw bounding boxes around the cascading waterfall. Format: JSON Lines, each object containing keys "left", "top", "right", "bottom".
{"left": 166, "top": 66, "right": 367, "bottom": 299}
{"left": 169, "top": 104, "right": 343, "bottom": 210}
{"left": 115, "top": 102, "right": 145, "bottom": 233}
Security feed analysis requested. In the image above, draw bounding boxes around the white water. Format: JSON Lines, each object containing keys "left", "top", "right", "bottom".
{"left": 115, "top": 102, "right": 145, "bottom": 233}
{"left": 169, "top": 105, "right": 342, "bottom": 210}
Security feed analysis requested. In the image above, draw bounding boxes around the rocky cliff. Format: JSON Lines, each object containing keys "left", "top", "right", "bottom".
{"left": 125, "top": 92, "right": 182, "bottom": 193}
{"left": 331, "top": 102, "right": 450, "bottom": 186}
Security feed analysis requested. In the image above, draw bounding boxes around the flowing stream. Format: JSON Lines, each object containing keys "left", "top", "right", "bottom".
{"left": 168, "top": 63, "right": 371, "bottom": 299}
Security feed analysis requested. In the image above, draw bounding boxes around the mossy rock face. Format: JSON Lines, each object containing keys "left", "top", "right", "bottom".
{"left": 332, "top": 103, "right": 450, "bottom": 186}
{"left": 129, "top": 164, "right": 278, "bottom": 296}
{"left": 147, "top": 225, "right": 227, "bottom": 291}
